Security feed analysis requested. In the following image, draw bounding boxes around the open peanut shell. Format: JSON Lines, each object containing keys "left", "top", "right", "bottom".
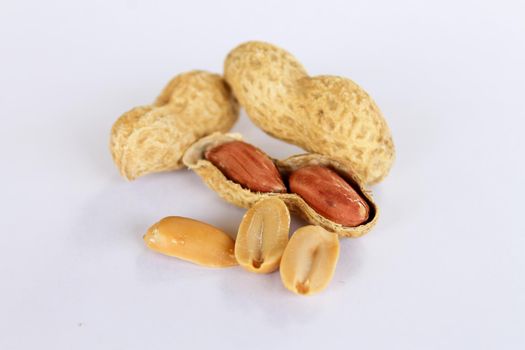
{"left": 183, "top": 133, "right": 378, "bottom": 237}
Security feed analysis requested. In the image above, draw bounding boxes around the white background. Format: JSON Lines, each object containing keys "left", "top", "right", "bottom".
{"left": 1, "top": 0, "right": 524, "bottom": 349}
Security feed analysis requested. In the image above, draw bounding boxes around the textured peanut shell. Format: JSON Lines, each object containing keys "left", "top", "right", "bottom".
{"left": 224, "top": 41, "right": 394, "bottom": 185}
{"left": 110, "top": 70, "right": 239, "bottom": 180}
{"left": 183, "top": 133, "right": 378, "bottom": 238}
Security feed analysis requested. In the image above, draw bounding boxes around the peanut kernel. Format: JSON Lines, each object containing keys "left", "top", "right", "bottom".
{"left": 280, "top": 225, "right": 340, "bottom": 295}
{"left": 235, "top": 198, "right": 290, "bottom": 273}
{"left": 144, "top": 216, "right": 237, "bottom": 268}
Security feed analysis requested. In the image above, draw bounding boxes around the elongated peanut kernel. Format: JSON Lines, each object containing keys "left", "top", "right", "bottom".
{"left": 280, "top": 225, "right": 339, "bottom": 295}
{"left": 235, "top": 198, "right": 290, "bottom": 273}
{"left": 289, "top": 165, "right": 369, "bottom": 226}
{"left": 205, "top": 141, "right": 287, "bottom": 193}
{"left": 143, "top": 216, "right": 237, "bottom": 267}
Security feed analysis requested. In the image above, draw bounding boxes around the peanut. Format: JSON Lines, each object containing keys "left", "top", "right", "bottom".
{"left": 280, "top": 225, "right": 340, "bottom": 296}
{"left": 143, "top": 216, "right": 237, "bottom": 268}
{"left": 110, "top": 71, "right": 239, "bottom": 180}
{"left": 185, "top": 134, "right": 378, "bottom": 237}
{"left": 224, "top": 41, "right": 395, "bottom": 185}
{"left": 289, "top": 165, "right": 370, "bottom": 227}
{"left": 205, "top": 141, "right": 286, "bottom": 193}
{"left": 235, "top": 198, "right": 290, "bottom": 273}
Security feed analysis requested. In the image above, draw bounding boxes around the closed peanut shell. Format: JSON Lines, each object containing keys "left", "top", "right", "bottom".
{"left": 224, "top": 41, "right": 394, "bottom": 185}
{"left": 110, "top": 70, "right": 239, "bottom": 180}
{"left": 183, "top": 133, "right": 378, "bottom": 238}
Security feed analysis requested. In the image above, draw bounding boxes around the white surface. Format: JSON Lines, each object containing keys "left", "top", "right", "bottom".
{"left": 1, "top": 0, "right": 524, "bottom": 349}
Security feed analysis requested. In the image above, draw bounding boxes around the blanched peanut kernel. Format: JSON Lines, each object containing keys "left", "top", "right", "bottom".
{"left": 280, "top": 225, "right": 340, "bottom": 295}
{"left": 144, "top": 216, "right": 237, "bottom": 268}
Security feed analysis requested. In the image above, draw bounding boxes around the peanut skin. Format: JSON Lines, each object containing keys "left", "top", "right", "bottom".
{"left": 205, "top": 141, "right": 286, "bottom": 193}
{"left": 289, "top": 166, "right": 369, "bottom": 227}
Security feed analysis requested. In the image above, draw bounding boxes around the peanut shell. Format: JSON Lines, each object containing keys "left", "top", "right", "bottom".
{"left": 224, "top": 41, "right": 394, "bottom": 185}
{"left": 110, "top": 70, "right": 239, "bottom": 180}
{"left": 183, "top": 133, "right": 378, "bottom": 237}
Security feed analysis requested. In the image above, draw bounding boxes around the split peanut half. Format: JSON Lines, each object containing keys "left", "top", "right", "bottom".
{"left": 235, "top": 198, "right": 290, "bottom": 273}
{"left": 280, "top": 225, "right": 340, "bottom": 295}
